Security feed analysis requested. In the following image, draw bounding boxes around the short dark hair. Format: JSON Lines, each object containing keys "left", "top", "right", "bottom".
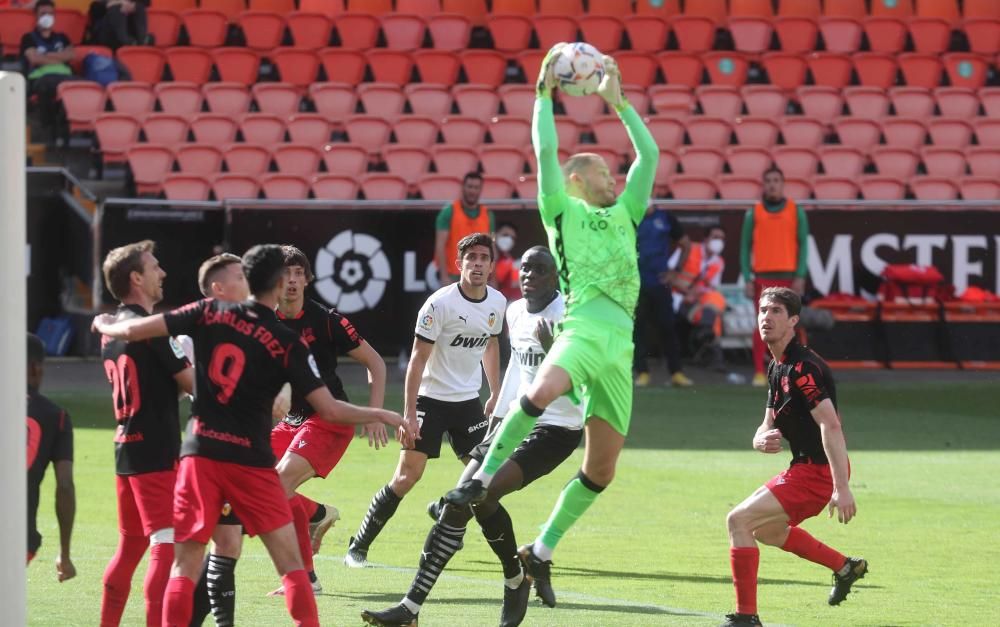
{"left": 197, "top": 253, "right": 242, "bottom": 297}
{"left": 102, "top": 240, "right": 155, "bottom": 301}
{"left": 28, "top": 333, "right": 45, "bottom": 366}
{"left": 34, "top": 0, "right": 55, "bottom": 13}
{"left": 282, "top": 245, "right": 314, "bottom": 282}
{"left": 242, "top": 244, "right": 287, "bottom": 296}
{"left": 762, "top": 165, "right": 784, "bottom": 181}
{"left": 760, "top": 286, "right": 801, "bottom": 317}
{"left": 462, "top": 172, "right": 483, "bottom": 185}
{"left": 457, "top": 232, "right": 494, "bottom": 261}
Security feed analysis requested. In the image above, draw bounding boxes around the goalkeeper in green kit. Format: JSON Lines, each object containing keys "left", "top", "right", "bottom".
{"left": 443, "top": 45, "right": 658, "bottom": 606}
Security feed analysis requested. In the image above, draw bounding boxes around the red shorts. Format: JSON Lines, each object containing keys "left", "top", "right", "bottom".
{"left": 173, "top": 456, "right": 292, "bottom": 544}
{"left": 270, "top": 418, "right": 355, "bottom": 478}
{"left": 26, "top": 552, "right": 35, "bottom": 565}
{"left": 116, "top": 469, "right": 177, "bottom": 537}
{"left": 765, "top": 461, "right": 839, "bottom": 527}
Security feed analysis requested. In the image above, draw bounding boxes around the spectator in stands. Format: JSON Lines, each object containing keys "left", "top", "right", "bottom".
{"left": 89, "top": 0, "right": 150, "bottom": 50}
{"left": 740, "top": 166, "right": 810, "bottom": 387}
{"left": 492, "top": 222, "right": 520, "bottom": 302}
{"left": 634, "top": 206, "right": 694, "bottom": 387}
{"left": 434, "top": 172, "right": 493, "bottom": 286}
{"left": 675, "top": 226, "right": 728, "bottom": 371}
{"left": 21, "top": 0, "right": 77, "bottom": 144}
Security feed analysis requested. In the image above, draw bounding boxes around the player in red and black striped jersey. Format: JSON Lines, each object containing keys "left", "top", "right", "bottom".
{"left": 97, "top": 240, "right": 194, "bottom": 627}
{"left": 721, "top": 287, "right": 867, "bottom": 627}
{"left": 268, "top": 246, "right": 388, "bottom": 594}
{"left": 93, "top": 244, "right": 411, "bottom": 627}
{"left": 26, "top": 333, "right": 75, "bottom": 580}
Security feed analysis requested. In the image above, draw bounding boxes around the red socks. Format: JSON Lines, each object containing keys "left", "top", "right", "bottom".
{"left": 282, "top": 569, "right": 320, "bottom": 627}
{"left": 100, "top": 534, "right": 149, "bottom": 627}
{"left": 162, "top": 576, "right": 195, "bottom": 627}
{"left": 781, "top": 526, "right": 847, "bottom": 572}
{"left": 295, "top": 494, "right": 320, "bottom": 521}
{"left": 290, "top": 497, "right": 315, "bottom": 572}
{"left": 730, "top": 546, "right": 760, "bottom": 616}
{"left": 144, "top": 542, "right": 174, "bottom": 627}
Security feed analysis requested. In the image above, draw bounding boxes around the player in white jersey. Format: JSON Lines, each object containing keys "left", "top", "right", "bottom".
{"left": 362, "top": 246, "right": 584, "bottom": 627}
{"left": 345, "top": 233, "right": 506, "bottom": 568}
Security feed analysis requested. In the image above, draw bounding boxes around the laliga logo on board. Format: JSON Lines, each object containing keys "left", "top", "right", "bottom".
{"left": 314, "top": 231, "right": 391, "bottom": 313}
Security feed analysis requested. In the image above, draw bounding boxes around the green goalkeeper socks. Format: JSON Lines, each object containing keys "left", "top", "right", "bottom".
{"left": 476, "top": 402, "right": 539, "bottom": 481}
{"left": 537, "top": 474, "right": 604, "bottom": 554}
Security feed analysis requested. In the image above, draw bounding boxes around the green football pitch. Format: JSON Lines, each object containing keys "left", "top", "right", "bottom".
{"left": 27, "top": 375, "right": 998, "bottom": 626}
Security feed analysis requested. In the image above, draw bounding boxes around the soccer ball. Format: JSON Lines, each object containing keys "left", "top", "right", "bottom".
{"left": 552, "top": 42, "right": 606, "bottom": 97}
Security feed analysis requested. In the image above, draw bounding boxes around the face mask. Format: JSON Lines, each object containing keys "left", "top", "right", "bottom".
{"left": 37, "top": 14, "right": 54, "bottom": 29}
{"left": 707, "top": 238, "right": 725, "bottom": 255}
{"left": 496, "top": 235, "right": 515, "bottom": 253}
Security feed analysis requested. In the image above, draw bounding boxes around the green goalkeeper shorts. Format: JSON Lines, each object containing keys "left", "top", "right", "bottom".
{"left": 546, "top": 296, "right": 634, "bottom": 436}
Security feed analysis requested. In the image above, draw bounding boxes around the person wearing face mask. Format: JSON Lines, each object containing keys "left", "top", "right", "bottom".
{"left": 434, "top": 172, "right": 495, "bottom": 287}
{"left": 492, "top": 223, "right": 521, "bottom": 302}
{"left": 20, "top": 0, "right": 78, "bottom": 144}
{"left": 675, "top": 226, "right": 728, "bottom": 370}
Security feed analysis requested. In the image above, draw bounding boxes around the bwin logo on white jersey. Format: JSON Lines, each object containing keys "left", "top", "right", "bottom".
{"left": 449, "top": 333, "right": 489, "bottom": 348}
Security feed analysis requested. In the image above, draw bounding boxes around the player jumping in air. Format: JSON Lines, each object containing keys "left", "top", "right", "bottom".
{"left": 344, "top": 233, "right": 505, "bottom": 568}
{"left": 445, "top": 48, "right": 658, "bottom": 602}
{"left": 93, "top": 245, "right": 411, "bottom": 627}
{"left": 721, "top": 287, "right": 867, "bottom": 627}
{"left": 361, "top": 247, "right": 584, "bottom": 627}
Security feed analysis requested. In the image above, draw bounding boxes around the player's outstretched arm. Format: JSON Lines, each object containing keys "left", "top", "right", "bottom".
{"left": 54, "top": 459, "right": 76, "bottom": 582}
{"left": 812, "top": 399, "right": 856, "bottom": 524}
{"left": 91, "top": 313, "right": 169, "bottom": 341}
{"left": 306, "top": 385, "right": 407, "bottom": 431}
{"left": 349, "top": 341, "right": 389, "bottom": 448}
{"left": 534, "top": 45, "right": 566, "bottom": 202}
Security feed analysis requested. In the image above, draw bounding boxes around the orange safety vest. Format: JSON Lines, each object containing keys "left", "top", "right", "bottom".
{"left": 751, "top": 199, "right": 799, "bottom": 274}
{"left": 444, "top": 200, "right": 491, "bottom": 276}
{"left": 674, "top": 243, "right": 724, "bottom": 293}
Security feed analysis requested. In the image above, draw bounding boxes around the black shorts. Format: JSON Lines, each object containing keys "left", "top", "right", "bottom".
{"left": 412, "top": 396, "right": 489, "bottom": 460}
{"left": 218, "top": 502, "right": 241, "bottom": 526}
{"left": 469, "top": 421, "right": 583, "bottom": 487}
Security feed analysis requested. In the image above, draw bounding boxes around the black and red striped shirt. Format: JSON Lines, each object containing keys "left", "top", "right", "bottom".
{"left": 27, "top": 388, "right": 73, "bottom": 554}
{"left": 766, "top": 339, "right": 838, "bottom": 465}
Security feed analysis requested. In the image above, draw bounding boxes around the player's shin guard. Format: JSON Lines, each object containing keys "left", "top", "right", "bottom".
{"left": 781, "top": 526, "right": 847, "bottom": 572}
{"left": 206, "top": 554, "right": 237, "bottom": 626}
{"left": 730, "top": 547, "right": 760, "bottom": 616}
{"left": 281, "top": 569, "right": 319, "bottom": 627}
{"left": 476, "top": 505, "right": 521, "bottom": 579}
{"left": 290, "top": 498, "right": 315, "bottom": 572}
{"left": 145, "top": 540, "right": 174, "bottom": 627}
{"left": 475, "top": 397, "right": 543, "bottom": 485}
{"left": 353, "top": 484, "right": 402, "bottom": 550}
{"left": 536, "top": 472, "right": 604, "bottom": 558}
{"left": 163, "top": 576, "right": 196, "bottom": 627}
{"left": 404, "top": 522, "right": 467, "bottom": 609}
{"left": 100, "top": 534, "right": 149, "bottom": 627}
{"left": 189, "top": 556, "right": 212, "bottom": 627}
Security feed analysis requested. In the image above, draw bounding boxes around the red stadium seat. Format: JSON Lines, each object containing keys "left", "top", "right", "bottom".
{"left": 742, "top": 85, "right": 787, "bottom": 117}
{"left": 212, "top": 173, "right": 261, "bottom": 200}
{"left": 646, "top": 116, "right": 686, "bottom": 150}
{"left": 309, "top": 83, "right": 357, "bottom": 119}
{"left": 175, "top": 144, "right": 224, "bottom": 174}
{"left": 862, "top": 16, "right": 907, "bottom": 53}
{"left": 54, "top": 9, "right": 87, "bottom": 44}
{"left": 774, "top": 17, "right": 820, "bottom": 53}
{"left": 201, "top": 0, "right": 246, "bottom": 20}
{"left": 833, "top": 117, "right": 880, "bottom": 151}
{"left": 696, "top": 85, "right": 741, "bottom": 119}
{"left": 617, "top": 52, "right": 660, "bottom": 88}
{"left": 271, "top": 49, "right": 320, "bottom": 89}
{"left": 578, "top": 16, "right": 624, "bottom": 52}
{"left": 58, "top": 81, "right": 107, "bottom": 133}
{"left": 859, "top": 175, "right": 906, "bottom": 200}
{"left": 426, "top": 14, "right": 471, "bottom": 51}
{"left": 871, "top": 0, "right": 913, "bottom": 19}
{"left": 460, "top": 51, "right": 508, "bottom": 88}
{"left": 165, "top": 47, "right": 213, "bottom": 84}
{"left": 910, "top": 176, "right": 958, "bottom": 200}
{"left": 442, "top": 0, "right": 486, "bottom": 26}
{"left": 685, "top": 117, "right": 731, "bottom": 148}
{"left": 718, "top": 176, "right": 762, "bottom": 200}
{"left": 871, "top": 146, "right": 919, "bottom": 178}
{"left": 163, "top": 174, "right": 212, "bottom": 200}
{"left": 440, "top": 116, "right": 487, "bottom": 147}
{"left": 311, "top": 174, "right": 359, "bottom": 200}
{"left": 965, "top": 147, "right": 1000, "bottom": 177}
{"left": 909, "top": 17, "right": 952, "bottom": 54}
{"left": 287, "top": 12, "right": 333, "bottom": 49}
{"left": 348, "top": 0, "right": 393, "bottom": 14}
{"left": 963, "top": 18, "right": 1000, "bottom": 55}
{"left": 180, "top": 10, "right": 229, "bottom": 47}
{"left": 727, "top": 146, "right": 772, "bottom": 178}
{"left": 202, "top": 83, "right": 251, "bottom": 115}
{"left": 591, "top": 115, "right": 633, "bottom": 154}
{"left": 703, "top": 52, "right": 749, "bottom": 87}
{"left": 361, "top": 173, "right": 409, "bottom": 200}
{"left": 485, "top": 14, "right": 533, "bottom": 52}
{"left": 0, "top": 9, "right": 34, "bottom": 57}
{"left": 853, "top": 53, "right": 898, "bottom": 89}
{"left": 142, "top": 114, "right": 189, "bottom": 145}
{"left": 669, "top": 176, "right": 717, "bottom": 200}
{"left": 635, "top": 0, "right": 679, "bottom": 16}
{"left": 186, "top": 116, "right": 238, "bottom": 148}
{"left": 273, "top": 144, "right": 322, "bottom": 176}
{"left": 973, "top": 119, "right": 1000, "bottom": 146}
{"left": 430, "top": 146, "right": 478, "bottom": 178}
{"left": 515, "top": 50, "right": 547, "bottom": 84}
{"left": 96, "top": 114, "right": 142, "bottom": 165}
{"left": 590, "top": 0, "right": 632, "bottom": 16}
{"left": 958, "top": 177, "right": 1000, "bottom": 200}
{"left": 979, "top": 87, "right": 1000, "bottom": 117}
{"left": 731, "top": 0, "right": 773, "bottom": 17}
{"left": 492, "top": 0, "right": 536, "bottom": 15}
{"left": 147, "top": 9, "right": 182, "bottom": 47}
{"left": 252, "top": 83, "right": 301, "bottom": 115}
{"left": 210, "top": 48, "right": 261, "bottom": 86}
{"left": 514, "top": 175, "right": 537, "bottom": 199}
{"left": 553, "top": 117, "right": 580, "bottom": 150}
{"left": 478, "top": 146, "right": 525, "bottom": 179}
{"left": 498, "top": 85, "right": 536, "bottom": 119}
{"left": 807, "top": 53, "right": 853, "bottom": 89}
{"left": 489, "top": 117, "right": 531, "bottom": 148}
{"left": 397, "top": 0, "right": 442, "bottom": 15}
{"left": 419, "top": 174, "right": 463, "bottom": 200}
{"left": 943, "top": 54, "right": 989, "bottom": 90}
{"left": 818, "top": 17, "right": 863, "bottom": 53}
{"left": 153, "top": 0, "right": 198, "bottom": 10}
{"left": 239, "top": 113, "right": 286, "bottom": 145}
{"left": 782, "top": 177, "right": 813, "bottom": 199}
{"left": 679, "top": 147, "right": 725, "bottom": 177}
{"left": 818, "top": 146, "right": 866, "bottom": 178}
{"left": 812, "top": 176, "right": 858, "bottom": 199}
{"left": 238, "top": 12, "right": 286, "bottom": 51}
{"left": 358, "top": 83, "right": 407, "bottom": 121}
{"left": 250, "top": 0, "right": 296, "bottom": 12}
{"left": 655, "top": 52, "right": 703, "bottom": 88}
{"left": 881, "top": 117, "right": 927, "bottom": 149}
{"left": 649, "top": 85, "right": 695, "bottom": 116}
{"left": 481, "top": 176, "right": 515, "bottom": 199}
{"left": 920, "top": 147, "right": 966, "bottom": 177}
{"left": 333, "top": 13, "right": 381, "bottom": 49}
{"left": 318, "top": 49, "right": 366, "bottom": 85}
{"left": 107, "top": 82, "right": 156, "bottom": 116}
{"left": 670, "top": 15, "right": 715, "bottom": 52}
{"left": 771, "top": 146, "right": 819, "bottom": 178}
{"left": 796, "top": 86, "right": 844, "bottom": 125}
{"left": 224, "top": 144, "right": 273, "bottom": 175}
{"left": 926, "top": 118, "right": 973, "bottom": 148}
{"left": 559, "top": 93, "right": 605, "bottom": 126}
{"left": 889, "top": 87, "right": 934, "bottom": 118}
{"left": 623, "top": 16, "right": 669, "bottom": 52}
{"left": 320, "top": 143, "right": 369, "bottom": 176}
{"left": 934, "top": 87, "right": 979, "bottom": 118}
{"left": 345, "top": 115, "right": 393, "bottom": 153}
{"left": 127, "top": 145, "right": 175, "bottom": 195}
{"left": 393, "top": 116, "right": 440, "bottom": 147}
{"left": 533, "top": 16, "right": 579, "bottom": 50}
{"left": 117, "top": 47, "right": 166, "bottom": 83}
{"left": 843, "top": 86, "right": 889, "bottom": 119}
{"left": 261, "top": 174, "right": 311, "bottom": 199}
{"left": 406, "top": 84, "right": 452, "bottom": 118}
{"left": 381, "top": 14, "right": 427, "bottom": 51}
{"left": 729, "top": 17, "right": 773, "bottom": 54}
{"left": 898, "top": 53, "right": 943, "bottom": 89}
{"left": 286, "top": 114, "right": 332, "bottom": 145}
{"left": 779, "top": 116, "right": 826, "bottom": 148}
{"left": 539, "top": 0, "right": 582, "bottom": 15}
{"left": 762, "top": 53, "right": 808, "bottom": 91}
{"left": 733, "top": 117, "right": 780, "bottom": 148}
{"left": 654, "top": 150, "right": 678, "bottom": 192}
{"left": 452, "top": 85, "right": 500, "bottom": 123}
{"left": 585, "top": 147, "right": 623, "bottom": 175}
{"left": 413, "top": 50, "right": 461, "bottom": 86}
